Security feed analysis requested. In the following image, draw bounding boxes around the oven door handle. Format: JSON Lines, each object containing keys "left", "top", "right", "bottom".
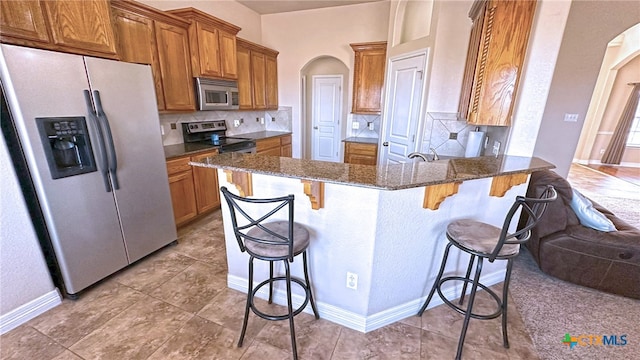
{"left": 84, "top": 90, "right": 111, "bottom": 192}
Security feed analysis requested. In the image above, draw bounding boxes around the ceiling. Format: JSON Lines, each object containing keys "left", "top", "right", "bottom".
{"left": 236, "top": 0, "right": 385, "bottom": 15}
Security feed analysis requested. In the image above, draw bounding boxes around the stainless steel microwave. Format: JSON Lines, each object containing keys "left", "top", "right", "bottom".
{"left": 195, "top": 78, "right": 239, "bottom": 111}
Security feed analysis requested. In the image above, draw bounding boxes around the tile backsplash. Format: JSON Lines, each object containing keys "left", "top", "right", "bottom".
{"left": 421, "top": 112, "right": 509, "bottom": 157}
{"left": 348, "top": 114, "right": 381, "bottom": 138}
{"left": 159, "top": 107, "right": 292, "bottom": 145}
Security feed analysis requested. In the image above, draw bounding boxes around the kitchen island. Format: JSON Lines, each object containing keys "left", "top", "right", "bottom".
{"left": 190, "top": 154, "right": 554, "bottom": 332}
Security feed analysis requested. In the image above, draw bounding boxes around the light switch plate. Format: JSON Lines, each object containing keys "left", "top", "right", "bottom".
{"left": 352, "top": 122, "right": 360, "bottom": 129}
{"left": 564, "top": 113, "right": 579, "bottom": 122}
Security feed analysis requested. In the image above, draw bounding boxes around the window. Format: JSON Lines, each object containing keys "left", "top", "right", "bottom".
{"left": 627, "top": 101, "right": 640, "bottom": 147}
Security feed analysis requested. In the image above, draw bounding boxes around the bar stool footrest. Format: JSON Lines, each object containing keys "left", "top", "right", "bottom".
{"left": 250, "top": 276, "right": 311, "bottom": 321}
{"left": 436, "top": 276, "right": 503, "bottom": 320}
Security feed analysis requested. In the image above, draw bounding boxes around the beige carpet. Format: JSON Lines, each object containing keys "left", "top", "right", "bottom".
{"left": 510, "top": 168, "right": 640, "bottom": 360}
{"left": 511, "top": 249, "right": 639, "bottom": 360}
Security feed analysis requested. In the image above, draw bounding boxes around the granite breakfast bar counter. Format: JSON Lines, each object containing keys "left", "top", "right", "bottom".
{"left": 190, "top": 154, "right": 554, "bottom": 332}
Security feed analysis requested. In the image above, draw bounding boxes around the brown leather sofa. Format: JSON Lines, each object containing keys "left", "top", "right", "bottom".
{"left": 521, "top": 170, "right": 640, "bottom": 299}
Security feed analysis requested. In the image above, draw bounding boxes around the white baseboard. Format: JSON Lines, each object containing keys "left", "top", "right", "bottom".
{"left": 0, "top": 289, "right": 62, "bottom": 335}
{"left": 227, "top": 269, "right": 506, "bottom": 333}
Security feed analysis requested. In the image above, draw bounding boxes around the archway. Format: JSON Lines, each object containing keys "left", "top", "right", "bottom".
{"left": 300, "top": 56, "right": 349, "bottom": 160}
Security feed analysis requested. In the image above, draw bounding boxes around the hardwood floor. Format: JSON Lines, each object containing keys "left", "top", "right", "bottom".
{"left": 568, "top": 163, "right": 640, "bottom": 200}
{"left": 586, "top": 164, "right": 640, "bottom": 186}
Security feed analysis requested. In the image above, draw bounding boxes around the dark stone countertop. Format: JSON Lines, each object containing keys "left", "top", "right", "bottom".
{"left": 190, "top": 153, "right": 555, "bottom": 190}
{"left": 164, "top": 131, "right": 292, "bottom": 160}
{"left": 342, "top": 137, "right": 379, "bottom": 145}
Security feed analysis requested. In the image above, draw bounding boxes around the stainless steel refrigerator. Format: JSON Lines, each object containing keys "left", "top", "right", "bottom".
{"left": 0, "top": 44, "right": 177, "bottom": 298}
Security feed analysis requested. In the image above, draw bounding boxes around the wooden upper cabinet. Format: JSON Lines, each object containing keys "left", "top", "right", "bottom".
{"left": 111, "top": 0, "right": 194, "bottom": 112}
{"left": 0, "top": 0, "right": 118, "bottom": 59}
{"left": 251, "top": 51, "right": 267, "bottom": 110}
{"left": 219, "top": 31, "right": 238, "bottom": 79}
{"left": 111, "top": 8, "right": 165, "bottom": 109}
{"left": 236, "top": 44, "right": 253, "bottom": 110}
{"left": 236, "top": 37, "right": 279, "bottom": 110}
{"left": 0, "top": 1, "right": 50, "bottom": 44}
{"left": 167, "top": 7, "right": 240, "bottom": 80}
{"left": 154, "top": 21, "right": 195, "bottom": 111}
{"left": 350, "top": 41, "right": 387, "bottom": 115}
{"left": 265, "top": 54, "right": 278, "bottom": 110}
{"left": 460, "top": 0, "right": 537, "bottom": 126}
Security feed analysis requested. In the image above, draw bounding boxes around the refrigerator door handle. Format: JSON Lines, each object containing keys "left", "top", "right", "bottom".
{"left": 93, "top": 90, "right": 120, "bottom": 190}
{"left": 84, "top": 90, "right": 111, "bottom": 192}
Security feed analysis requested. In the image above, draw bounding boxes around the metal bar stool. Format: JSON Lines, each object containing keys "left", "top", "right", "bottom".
{"left": 417, "top": 185, "right": 557, "bottom": 360}
{"left": 220, "top": 186, "right": 319, "bottom": 360}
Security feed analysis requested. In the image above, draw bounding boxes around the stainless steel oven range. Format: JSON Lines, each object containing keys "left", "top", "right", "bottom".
{"left": 182, "top": 120, "right": 256, "bottom": 153}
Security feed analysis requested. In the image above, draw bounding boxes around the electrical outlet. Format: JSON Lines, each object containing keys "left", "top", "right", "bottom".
{"left": 261, "top": 117, "right": 265, "bottom": 124}
{"left": 233, "top": 119, "right": 241, "bottom": 127}
{"left": 600, "top": 148, "right": 606, "bottom": 155}
{"left": 170, "top": 123, "right": 177, "bottom": 130}
{"left": 368, "top": 122, "right": 374, "bottom": 130}
{"left": 352, "top": 122, "right": 359, "bottom": 130}
{"left": 564, "top": 113, "right": 579, "bottom": 122}
{"left": 492, "top": 141, "right": 501, "bottom": 156}
{"left": 346, "top": 272, "right": 358, "bottom": 290}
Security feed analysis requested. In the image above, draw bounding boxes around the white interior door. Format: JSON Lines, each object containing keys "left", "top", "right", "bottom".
{"left": 312, "top": 75, "right": 342, "bottom": 162}
{"left": 380, "top": 52, "right": 426, "bottom": 164}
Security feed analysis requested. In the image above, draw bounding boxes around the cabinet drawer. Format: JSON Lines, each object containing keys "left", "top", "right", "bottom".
{"left": 166, "top": 156, "right": 191, "bottom": 175}
{"left": 346, "top": 142, "right": 377, "bottom": 156}
{"left": 280, "top": 135, "right": 291, "bottom": 145}
{"left": 256, "top": 137, "right": 281, "bottom": 151}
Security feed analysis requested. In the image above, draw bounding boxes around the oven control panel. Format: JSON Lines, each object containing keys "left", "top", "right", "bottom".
{"left": 185, "top": 120, "right": 227, "bottom": 133}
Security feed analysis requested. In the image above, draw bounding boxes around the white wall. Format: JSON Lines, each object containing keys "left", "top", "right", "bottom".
{"left": 0, "top": 133, "right": 58, "bottom": 333}
{"left": 533, "top": 1, "right": 640, "bottom": 177}
{"left": 261, "top": 1, "right": 391, "bottom": 157}
{"left": 139, "top": 0, "right": 263, "bottom": 43}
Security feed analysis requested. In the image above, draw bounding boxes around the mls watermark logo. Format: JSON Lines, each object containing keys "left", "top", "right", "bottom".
{"left": 563, "top": 333, "right": 628, "bottom": 349}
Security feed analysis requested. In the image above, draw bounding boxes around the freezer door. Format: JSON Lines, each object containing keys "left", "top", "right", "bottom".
{"left": 84, "top": 57, "right": 177, "bottom": 262}
{"left": 0, "top": 45, "right": 128, "bottom": 294}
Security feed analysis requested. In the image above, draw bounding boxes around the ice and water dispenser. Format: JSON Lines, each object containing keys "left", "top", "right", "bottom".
{"left": 36, "top": 117, "right": 97, "bottom": 179}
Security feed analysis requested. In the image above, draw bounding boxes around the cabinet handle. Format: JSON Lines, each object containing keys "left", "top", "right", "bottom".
{"left": 382, "top": 142, "right": 389, "bottom": 146}
{"left": 313, "top": 126, "right": 318, "bottom": 130}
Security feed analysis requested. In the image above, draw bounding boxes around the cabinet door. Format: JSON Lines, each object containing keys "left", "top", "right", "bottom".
{"left": 352, "top": 46, "right": 386, "bottom": 114}
{"left": 168, "top": 170, "right": 198, "bottom": 227}
{"left": 280, "top": 135, "right": 292, "bottom": 157}
{"left": 154, "top": 21, "right": 195, "bottom": 111}
{"left": 466, "top": 0, "right": 536, "bottom": 126}
{"left": 236, "top": 45, "right": 253, "bottom": 110}
{"left": 191, "top": 151, "right": 220, "bottom": 213}
{"left": 194, "top": 22, "right": 222, "bottom": 78}
{"left": 265, "top": 54, "right": 278, "bottom": 110}
{"left": 251, "top": 51, "right": 267, "bottom": 110}
{"left": 0, "top": 0, "right": 51, "bottom": 44}
{"left": 219, "top": 31, "right": 238, "bottom": 79}
{"left": 43, "top": 0, "right": 117, "bottom": 57}
{"left": 112, "top": 9, "right": 165, "bottom": 110}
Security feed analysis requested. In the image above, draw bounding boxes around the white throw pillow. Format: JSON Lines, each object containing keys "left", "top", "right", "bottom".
{"left": 569, "top": 189, "right": 617, "bottom": 232}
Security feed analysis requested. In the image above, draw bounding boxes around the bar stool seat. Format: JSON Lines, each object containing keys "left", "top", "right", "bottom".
{"left": 447, "top": 220, "right": 520, "bottom": 257}
{"left": 417, "top": 185, "right": 557, "bottom": 360}
{"left": 246, "top": 221, "right": 310, "bottom": 258}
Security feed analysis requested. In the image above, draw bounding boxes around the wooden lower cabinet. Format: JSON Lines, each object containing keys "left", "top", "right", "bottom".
{"left": 256, "top": 135, "right": 292, "bottom": 157}
{"left": 344, "top": 142, "right": 378, "bottom": 165}
{"left": 191, "top": 150, "right": 220, "bottom": 213}
{"left": 166, "top": 149, "right": 219, "bottom": 227}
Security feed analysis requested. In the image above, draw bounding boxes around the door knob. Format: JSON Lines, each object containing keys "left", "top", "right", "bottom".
{"left": 382, "top": 142, "right": 389, "bottom": 146}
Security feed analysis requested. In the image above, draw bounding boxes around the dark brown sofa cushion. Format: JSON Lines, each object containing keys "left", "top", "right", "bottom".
{"left": 522, "top": 170, "right": 640, "bottom": 299}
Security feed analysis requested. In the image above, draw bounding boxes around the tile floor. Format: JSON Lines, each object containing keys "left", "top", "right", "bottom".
{"left": 1, "top": 211, "right": 539, "bottom": 360}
